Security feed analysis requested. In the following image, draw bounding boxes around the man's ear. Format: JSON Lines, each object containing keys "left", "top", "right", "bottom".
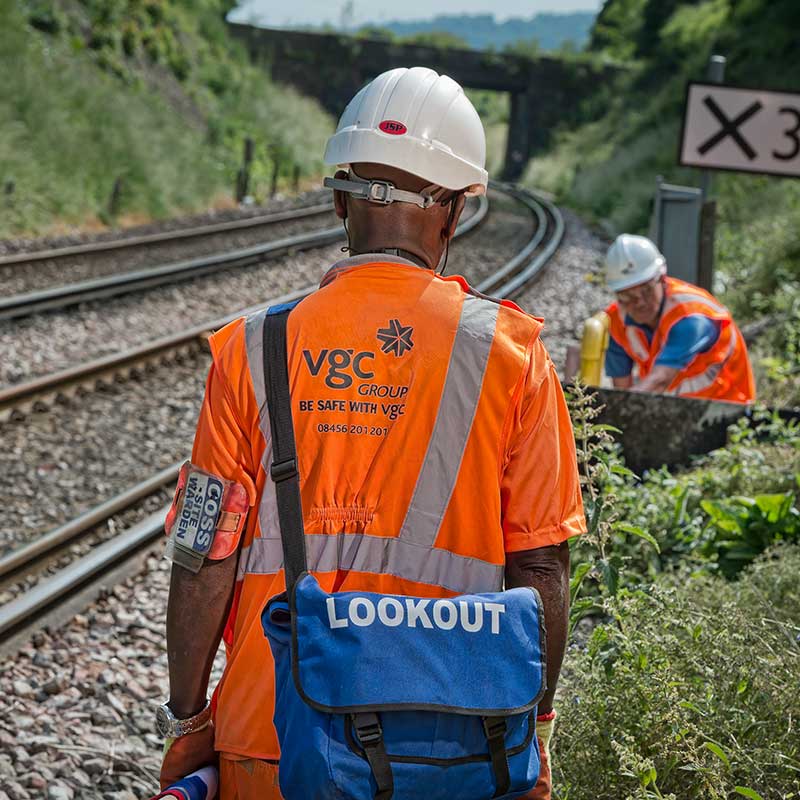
{"left": 443, "top": 193, "right": 467, "bottom": 240}
{"left": 332, "top": 169, "right": 349, "bottom": 220}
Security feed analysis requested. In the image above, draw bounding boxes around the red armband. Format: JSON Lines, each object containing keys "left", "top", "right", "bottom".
{"left": 164, "top": 461, "right": 249, "bottom": 572}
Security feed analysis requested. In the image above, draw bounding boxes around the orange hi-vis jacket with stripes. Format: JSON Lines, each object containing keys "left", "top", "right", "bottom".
{"left": 190, "top": 254, "right": 586, "bottom": 760}
{"left": 606, "top": 276, "right": 755, "bottom": 404}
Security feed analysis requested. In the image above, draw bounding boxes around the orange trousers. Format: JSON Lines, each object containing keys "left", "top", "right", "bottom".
{"left": 218, "top": 749, "right": 550, "bottom": 799}
{"left": 219, "top": 755, "right": 281, "bottom": 799}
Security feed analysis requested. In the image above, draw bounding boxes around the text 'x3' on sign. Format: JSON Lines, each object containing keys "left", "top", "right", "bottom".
{"left": 679, "top": 82, "right": 800, "bottom": 179}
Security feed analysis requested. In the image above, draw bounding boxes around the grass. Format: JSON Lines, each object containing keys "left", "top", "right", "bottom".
{"left": 0, "top": 0, "right": 334, "bottom": 237}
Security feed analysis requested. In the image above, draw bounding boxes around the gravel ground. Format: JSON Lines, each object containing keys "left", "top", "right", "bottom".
{"left": 0, "top": 203, "right": 609, "bottom": 798}
{"left": 0, "top": 210, "right": 338, "bottom": 297}
{"left": 0, "top": 552, "right": 225, "bottom": 800}
{"left": 515, "top": 208, "right": 612, "bottom": 372}
{"left": 0, "top": 244, "right": 343, "bottom": 387}
{"left": 0, "top": 191, "right": 520, "bottom": 387}
{"left": 0, "top": 352, "right": 209, "bottom": 553}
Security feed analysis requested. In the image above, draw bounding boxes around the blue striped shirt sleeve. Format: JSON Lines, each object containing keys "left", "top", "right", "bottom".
{"left": 655, "top": 315, "right": 721, "bottom": 369}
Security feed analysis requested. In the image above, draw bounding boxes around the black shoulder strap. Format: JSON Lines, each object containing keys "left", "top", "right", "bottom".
{"left": 263, "top": 308, "right": 308, "bottom": 592}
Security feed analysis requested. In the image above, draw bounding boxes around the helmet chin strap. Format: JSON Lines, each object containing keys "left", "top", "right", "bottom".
{"left": 324, "top": 168, "right": 450, "bottom": 209}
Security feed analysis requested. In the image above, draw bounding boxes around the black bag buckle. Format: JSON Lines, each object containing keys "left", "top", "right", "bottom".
{"left": 482, "top": 716, "right": 507, "bottom": 742}
{"left": 354, "top": 713, "right": 383, "bottom": 747}
{"left": 270, "top": 457, "right": 297, "bottom": 483}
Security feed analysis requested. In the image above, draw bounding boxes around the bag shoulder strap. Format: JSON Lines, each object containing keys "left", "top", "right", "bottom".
{"left": 263, "top": 308, "right": 307, "bottom": 592}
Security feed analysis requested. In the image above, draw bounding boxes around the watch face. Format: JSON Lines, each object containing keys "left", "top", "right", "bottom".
{"left": 155, "top": 704, "right": 173, "bottom": 738}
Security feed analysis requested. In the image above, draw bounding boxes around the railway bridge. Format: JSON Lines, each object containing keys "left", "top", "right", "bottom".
{"left": 227, "top": 23, "right": 620, "bottom": 180}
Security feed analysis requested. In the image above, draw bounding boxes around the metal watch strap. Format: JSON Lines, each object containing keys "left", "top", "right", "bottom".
{"left": 158, "top": 699, "right": 211, "bottom": 738}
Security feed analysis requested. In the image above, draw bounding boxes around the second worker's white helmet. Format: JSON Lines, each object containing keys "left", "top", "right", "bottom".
{"left": 605, "top": 234, "right": 667, "bottom": 292}
{"left": 323, "top": 67, "right": 488, "bottom": 198}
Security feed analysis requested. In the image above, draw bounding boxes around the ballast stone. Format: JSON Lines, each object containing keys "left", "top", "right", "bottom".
{"left": 326, "top": 596, "right": 506, "bottom": 634}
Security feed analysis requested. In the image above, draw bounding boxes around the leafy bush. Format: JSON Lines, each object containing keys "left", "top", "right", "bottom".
{"left": 562, "top": 386, "right": 800, "bottom": 796}
{"left": 555, "top": 547, "right": 800, "bottom": 800}
{"left": 700, "top": 492, "right": 799, "bottom": 578}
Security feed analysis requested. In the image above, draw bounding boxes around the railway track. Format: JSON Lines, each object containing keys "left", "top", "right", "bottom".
{"left": 0, "top": 200, "right": 334, "bottom": 267}
{"left": 0, "top": 183, "right": 562, "bottom": 649}
{"left": 0, "top": 222, "right": 342, "bottom": 322}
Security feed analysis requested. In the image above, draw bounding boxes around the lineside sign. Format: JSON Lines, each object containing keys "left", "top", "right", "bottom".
{"left": 680, "top": 82, "right": 800, "bottom": 178}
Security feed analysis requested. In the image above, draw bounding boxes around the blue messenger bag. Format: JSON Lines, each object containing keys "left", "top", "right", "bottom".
{"left": 260, "top": 307, "right": 547, "bottom": 800}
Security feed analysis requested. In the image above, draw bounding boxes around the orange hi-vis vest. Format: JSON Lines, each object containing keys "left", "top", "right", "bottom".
{"left": 606, "top": 276, "right": 755, "bottom": 404}
{"left": 190, "top": 255, "right": 586, "bottom": 760}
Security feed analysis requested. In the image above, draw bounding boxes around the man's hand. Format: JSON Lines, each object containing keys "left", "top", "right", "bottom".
{"left": 612, "top": 375, "right": 633, "bottom": 390}
{"left": 160, "top": 724, "right": 217, "bottom": 789}
{"left": 631, "top": 364, "right": 678, "bottom": 395}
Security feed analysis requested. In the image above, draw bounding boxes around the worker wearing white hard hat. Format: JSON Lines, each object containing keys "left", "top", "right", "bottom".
{"left": 159, "top": 66, "right": 583, "bottom": 800}
{"left": 603, "top": 234, "right": 755, "bottom": 402}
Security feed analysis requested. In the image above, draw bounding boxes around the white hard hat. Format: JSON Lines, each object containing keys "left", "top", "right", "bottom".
{"left": 323, "top": 67, "right": 488, "bottom": 199}
{"left": 605, "top": 234, "right": 667, "bottom": 292}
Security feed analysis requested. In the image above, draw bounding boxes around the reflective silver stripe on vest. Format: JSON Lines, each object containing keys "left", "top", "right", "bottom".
{"left": 399, "top": 295, "right": 499, "bottom": 547}
{"left": 667, "top": 326, "right": 737, "bottom": 396}
{"left": 244, "top": 309, "right": 280, "bottom": 544}
{"left": 666, "top": 292, "right": 727, "bottom": 315}
{"left": 237, "top": 533, "right": 503, "bottom": 594}
{"left": 625, "top": 325, "right": 650, "bottom": 361}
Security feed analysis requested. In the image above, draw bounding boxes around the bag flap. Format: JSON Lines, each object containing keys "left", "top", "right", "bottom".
{"left": 272, "top": 574, "right": 546, "bottom": 716}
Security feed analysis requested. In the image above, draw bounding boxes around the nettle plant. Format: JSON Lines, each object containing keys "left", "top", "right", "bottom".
{"left": 565, "top": 381, "right": 661, "bottom": 629}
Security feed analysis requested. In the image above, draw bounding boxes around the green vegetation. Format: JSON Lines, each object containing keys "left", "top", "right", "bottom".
{"left": 560, "top": 384, "right": 800, "bottom": 799}
{"left": 559, "top": 550, "right": 800, "bottom": 799}
{"left": 0, "top": 0, "right": 333, "bottom": 237}
{"left": 525, "top": 0, "right": 800, "bottom": 407}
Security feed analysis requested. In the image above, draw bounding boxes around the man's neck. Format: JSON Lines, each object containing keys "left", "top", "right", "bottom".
{"left": 349, "top": 246, "right": 430, "bottom": 270}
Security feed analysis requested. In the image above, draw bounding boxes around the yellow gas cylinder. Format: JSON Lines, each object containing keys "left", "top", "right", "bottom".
{"left": 578, "top": 311, "right": 610, "bottom": 386}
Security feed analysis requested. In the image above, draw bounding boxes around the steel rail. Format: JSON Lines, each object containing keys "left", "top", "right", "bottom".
{"left": 476, "top": 183, "right": 548, "bottom": 295}
{"left": 0, "top": 463, "right": 180, "bottom": 580}
{"left": 0, "top": 202, "right": 333, "bottom": 267}
{"left": 0, "top": 226, "right": 343, "bottom": 322}
{"left": 488, "top": 187, "right": 565, "bottom": 298}
{"left": 0, "top": 187, "right": 562, "bottom": 643}
{"left": 0, "top": 194, "right": 489, "bottom": 419}
{"left": 0, "top": 509, "right": 168, "bottom": 641}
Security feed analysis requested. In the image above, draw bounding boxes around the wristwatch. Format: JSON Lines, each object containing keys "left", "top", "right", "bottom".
{"left": 155, "top": 699, "right": 212, "bottom": 739}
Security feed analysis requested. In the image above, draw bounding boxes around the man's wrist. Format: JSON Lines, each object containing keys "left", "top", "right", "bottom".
{"left": 168, "top": 699, "right": 208, "bottom": 719}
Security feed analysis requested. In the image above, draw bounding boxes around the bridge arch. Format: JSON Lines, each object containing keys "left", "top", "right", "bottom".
{"left": 228, "top": 24, "right": 619, "bottom": 180}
